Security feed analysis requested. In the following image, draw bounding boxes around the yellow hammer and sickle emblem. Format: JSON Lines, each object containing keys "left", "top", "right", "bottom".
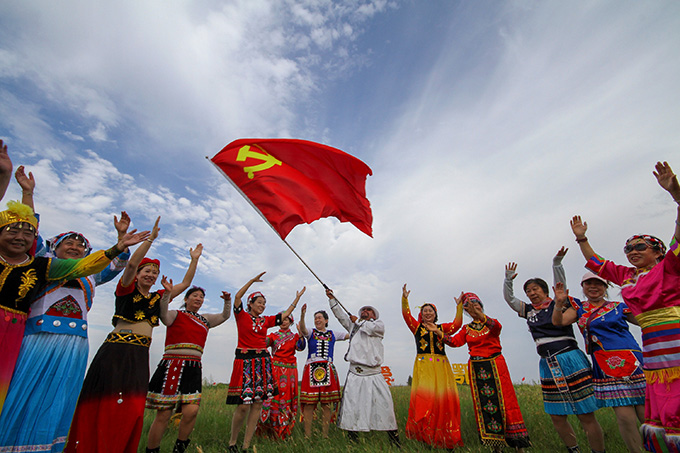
{"left": 236, "top": 145, "right": 282, "bottom": 179}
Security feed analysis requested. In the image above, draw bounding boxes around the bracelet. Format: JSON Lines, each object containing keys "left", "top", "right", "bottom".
{"left": 145, "top": 239, "right": 154, "bottom": 243}
{"left": 575, "top": 236, "right": 588, "bottom": 243}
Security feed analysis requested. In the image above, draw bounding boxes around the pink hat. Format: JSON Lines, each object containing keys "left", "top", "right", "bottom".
{"left": 580, "top": 272, "right": 608, "bottom": 286}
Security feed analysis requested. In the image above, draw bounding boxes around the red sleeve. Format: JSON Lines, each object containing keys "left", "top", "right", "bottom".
{"left": 486, "top": 317, "right": 501, "bottom": 336}
{"left": 445, "top": 327, "right": 468, "bottom": 348}
{"left": 401, "top": 297, "right": 418, "bottom": 333}
{"left": 116, "top": 278, "right": 136, "bottom": 296}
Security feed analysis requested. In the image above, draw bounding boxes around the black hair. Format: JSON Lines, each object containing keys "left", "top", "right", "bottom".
{"left": 314, "top": 310, "right": 329, "bottom": 327}
{"left": 523, "top": 278, "right": 549, "bottom": 296}
{"left": 185, "top": 287, "right": 206, "bottom": 299}
{"left": 420, "top": 303, "right": 438, "bottom": 323}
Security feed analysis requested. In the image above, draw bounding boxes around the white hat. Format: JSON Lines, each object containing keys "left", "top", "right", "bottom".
{"left": 359, "top": 305, "right": 379, "bottom": 319}
{"left": 580, "top": 272, "right": 608, "bottom": 286}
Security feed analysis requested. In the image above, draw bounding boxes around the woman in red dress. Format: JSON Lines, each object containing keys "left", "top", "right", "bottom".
{"left": 226, "top": 272, "right": 305, "bottom": 452}
{"left": 435, "top": 292, "right": 531, "bottom": 452}
{"left": 256, "top": 305, "right": 306, "bottom": 439}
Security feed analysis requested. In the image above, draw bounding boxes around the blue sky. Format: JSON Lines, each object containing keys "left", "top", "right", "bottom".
{"left": 1, "top": 1, "right": 679, "bottom": 385}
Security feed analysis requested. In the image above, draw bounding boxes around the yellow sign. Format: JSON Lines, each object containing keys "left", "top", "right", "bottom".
{"left": 451, "top": 363, "right": 468, "bottom": 385}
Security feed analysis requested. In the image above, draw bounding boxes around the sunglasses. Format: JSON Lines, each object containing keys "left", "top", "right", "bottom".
{"left": 623, "top": 243, "right": 649, "bottom": 254}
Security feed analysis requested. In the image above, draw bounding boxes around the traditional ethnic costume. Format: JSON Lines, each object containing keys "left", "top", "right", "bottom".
{"left": 0, "top": 205, "right": 116, "bottom": 416}
{"left": 65, "top": 259, "right": 163, "bottom": 453}
{"left": 504, "top": 276, "right": 598, "bottom": 416}
{"left": 226, "top": 298, "right": 281, "bottom": 405}
{"left": 329, "top": 301, "right": 398, "bottom": 437}
{"left": 256, "top": 324, "right": 306, "bottom": 439}
{"left": 445, "top": 293, "right": 531, "bottom": 450}
{"left": 401, "top": 296, "right": 464, "bottom": 449}
{"left": 299, "top": 327, "right": 348, "bottom": 408}
{"left": 146, "top": 310, "right": 210, "bottom": 410}
{"left": 0, "top": 232, "right": 128, "bottom": 453}
{"left": 585, "top": 237, "right": 680, "bottom": 452}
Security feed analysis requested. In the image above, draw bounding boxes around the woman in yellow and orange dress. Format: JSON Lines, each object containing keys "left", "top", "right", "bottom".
{"left": 401, "top": 283, "right": 464, "bottom": 449}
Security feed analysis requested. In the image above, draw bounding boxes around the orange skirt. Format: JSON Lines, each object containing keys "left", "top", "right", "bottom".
{"left": 406, "top": 353, "right": 463, "bottom": 449}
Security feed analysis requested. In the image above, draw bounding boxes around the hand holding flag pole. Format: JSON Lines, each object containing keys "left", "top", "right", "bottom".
{"left": 209, "top": 138, "right": 374, "bottom": 317}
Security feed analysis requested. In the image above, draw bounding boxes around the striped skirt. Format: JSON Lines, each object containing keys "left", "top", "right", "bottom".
{"left": 538, "top": 348, "right": 598, "bottom": 415}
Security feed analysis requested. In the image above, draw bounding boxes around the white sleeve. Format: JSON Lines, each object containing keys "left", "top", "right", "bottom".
{"left": 503, "top": 271, "right": 524, "bottom": 314}
{"left": 329, "top": 298, "right": 352, "bottom": 332}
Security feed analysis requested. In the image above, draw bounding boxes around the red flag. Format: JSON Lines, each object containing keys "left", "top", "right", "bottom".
{"left": 211, "top": 139, "right": 373, "bottom": 239}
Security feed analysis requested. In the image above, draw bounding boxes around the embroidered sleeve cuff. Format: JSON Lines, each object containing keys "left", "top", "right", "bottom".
{"left": 585, "top": 253, "right": 606, "bottom": 273}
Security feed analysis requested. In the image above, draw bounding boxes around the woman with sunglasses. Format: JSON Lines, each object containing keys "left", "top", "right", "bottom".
{"left": 428, "top": 292, "right": 531, "bottom": 452}
{"left": 226, "top": 272, "right": 304, "bottom": 452}
{"left": 569, "top": 161, "right": 680, "bottom": 452}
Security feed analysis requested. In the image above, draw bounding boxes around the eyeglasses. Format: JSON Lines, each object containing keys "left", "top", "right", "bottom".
{"left": 623, "top": 243, "right": 648, "bottom": 254}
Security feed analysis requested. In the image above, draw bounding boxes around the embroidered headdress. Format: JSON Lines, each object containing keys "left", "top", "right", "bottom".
{"left": 0, "top": 201, "right": 38, "bottom": 231}
{"left": 46, "top": 231, "right": 92, "bottom": 257}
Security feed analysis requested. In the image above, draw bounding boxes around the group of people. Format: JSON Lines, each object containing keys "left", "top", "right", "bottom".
{"left": 0, "top": 136, "right": 678, "bottom": 453}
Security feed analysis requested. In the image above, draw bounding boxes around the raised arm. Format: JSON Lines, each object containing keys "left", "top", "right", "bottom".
{"left": 553, "top": 246, "right": 568, "bottom": 288}
{"left": 204, "top": 291, "right": 232, "bottom": 328}
{"left": 441, "top": 293, "right": 464, "bottom": 334}
{"left": 327, "top": 288, "right": 352, "bottom": 332}
{"left": 551, "top": 282, "right": 578, "bottom": 326}
{"left": 14, "top": 166, "right": 35, "bottom": 211}
{"left": 297, "top": 303, "right": 308, "bottom": 337}
{"left": 234, "top": 272, "right": 266, "bottom": 309}
{"left": 654, "top": 161, "right": 680, "bottom": 243}
{"left": 159, "top": 276, "right": 177, "bottom": 326}
{"left": 570, "top": 216, "right": 597, "bottom": 262}
{"left": 401, "top": 284, "right": 418, "bottom": 333}
{"left": 280, "top": 287, "right": 305, "bottom": 320}
{"left": 0, "top": 140, "right": 12, "bottom": 201}
{"left": 503, "top": 262, "right": 524, "bottom": 313}
{"left": 120, "top": 216, "right": 160, "bottom": 288}
{"left": 169, "top": 244, "right": 202, "bottom": 299}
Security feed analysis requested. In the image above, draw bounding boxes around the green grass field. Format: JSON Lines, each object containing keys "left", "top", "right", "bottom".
{"left": 139, "top": 384, "right": 628, "bottom": 452}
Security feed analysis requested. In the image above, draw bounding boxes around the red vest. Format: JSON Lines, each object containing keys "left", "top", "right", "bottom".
{"left": 164, "top": 310, "right": 209, "bottom": 354}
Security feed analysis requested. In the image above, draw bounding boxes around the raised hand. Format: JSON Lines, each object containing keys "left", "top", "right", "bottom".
{"left": 570, "top": 215, "right": 587, "bottom": 239}
{"left": 555, "top": 246, "right": 568, "bottom": 260}
{"left": 654, "top": 161, "right": 680, "bottom": 198}
{"left": 296, "top": 286, "right": 306, "bottom": 299}
{"left": 118, "top": 229, "right": 151, "bottom": 250}
{"left": 114, "top": 211, "right": 131, "bottom": 238}
{"left": 149, "top": 216, "right": 161, "bottom": 241}
{"left": 300, "top": 303, "right": 307, "bottom": 315}
{"left": 161, "top": 275, "right": 174, "bottom": 292}
{"left": 251, "top": 271, "right": 266, "bottom": 283}
{"left": 402, "top": 284, "right": 410, "bottom": 299}
{"left": 553, "top": 282, "right": 569, "bottom": 307}
{"left": 0, "top": 140, "right": 12, "bottom": 180}
{"left": 454, "top": 292, "right": 464, "bottom": 306}
{"left": 505, "top": 262, "right": 518, "bottom": 280}
{"left": 14, "top": 166, "right": 35, "bottom": 193}
{"left": 190, "top": 243, "right": 203, "bottom": 260}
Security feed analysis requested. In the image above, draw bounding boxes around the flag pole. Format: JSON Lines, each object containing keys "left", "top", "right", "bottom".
{"left": 207, "top": 157, "right": 354, "bottom": 316}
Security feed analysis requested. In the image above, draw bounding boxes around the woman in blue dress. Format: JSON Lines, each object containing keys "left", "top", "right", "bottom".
{"left": 552, "top": 268, "right": 645, "bottom": 453}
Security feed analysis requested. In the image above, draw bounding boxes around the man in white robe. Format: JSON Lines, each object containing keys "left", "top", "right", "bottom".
{"left": 326, "top": 289, "right": 400, "bottom": 446}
